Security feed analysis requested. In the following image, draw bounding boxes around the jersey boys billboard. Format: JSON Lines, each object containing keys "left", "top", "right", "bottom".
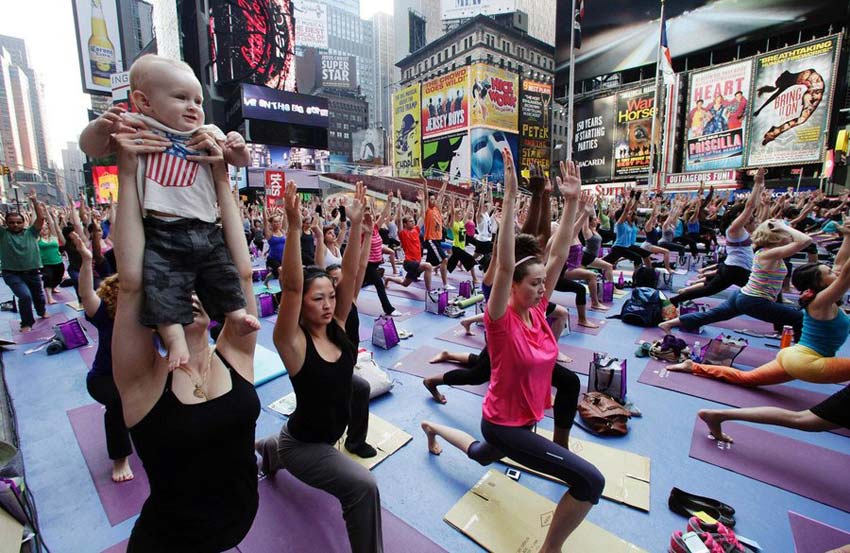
{"left": 745, "top": 34, "right": 841, "bottom": 167}
{"left": 393, "top": 84, "right": 422, "bottom": 177}
{"left": 421, "top": 67, "right": 469, "bottom": 139}
{"left": 572, "top": 94, "right": 616, "bottom": 182}
{"left": 614, "top": 85, "right": 657, "bottom": 177}
{"left": 685, "top": 61, "right": 752, "bottom": 171}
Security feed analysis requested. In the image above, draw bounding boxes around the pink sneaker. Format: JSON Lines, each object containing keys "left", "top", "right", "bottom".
{"left": 669, "top": 530, "right": 724, "bottom": 553}
{"left": 687, "top": 516, "right": 744, "bottom": 553}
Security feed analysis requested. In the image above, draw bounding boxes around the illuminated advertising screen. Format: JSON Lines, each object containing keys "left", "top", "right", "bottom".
{"left": 519, "top": 80, "right": 552, "bottom": 173}
{"left": 572, "top": 94, "right": 616, "bottom": 181}
{"left": 71, "top": 0, "right": 125, "bottom": 95}
{"left": 469, "top": 64, "right": 519, "bottom": 133}
{"left": 422, "top": 68, "right": 469, "bottom": 139}
{"left": 613, "top": 84, "right": 657, "bottom": 177}
{"left": 240, "top": 84, "right": 329, "bottom": 128}
{"left": 422, "top": 132, "right": 470, "bottom": 182}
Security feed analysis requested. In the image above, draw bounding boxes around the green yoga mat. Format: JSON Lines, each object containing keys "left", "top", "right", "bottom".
{"left": 254, "top": 344, "right": 287, "bottom": 386}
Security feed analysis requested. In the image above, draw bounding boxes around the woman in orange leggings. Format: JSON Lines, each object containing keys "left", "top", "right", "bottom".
{"left": 667, "top": 255, "right": 850, "bottom": 386}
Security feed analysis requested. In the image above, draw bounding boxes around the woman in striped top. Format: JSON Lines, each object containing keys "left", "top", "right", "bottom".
{"left": 659, "top": 219, "right": 811, "bottom": 338}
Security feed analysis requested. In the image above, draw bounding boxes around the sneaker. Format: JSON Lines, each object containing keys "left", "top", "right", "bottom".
{"left": 444, "top": 305, "right": 465, "bottom": 318}
{"left": 388, "top": 310, "right": 404, "bottom": 317}
{"left": 687, "top": 517, "right": 744, "bottom": 552}
{"left": 669, "top": 530, "right": 724, "bottom": 553}
{"left": 444, "top": 283, "right": 457, "bottom": 290}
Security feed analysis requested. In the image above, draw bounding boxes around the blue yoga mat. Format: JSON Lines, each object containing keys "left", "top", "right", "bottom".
{"left": 254, "top": 344, "right": 287, "bottom": 387}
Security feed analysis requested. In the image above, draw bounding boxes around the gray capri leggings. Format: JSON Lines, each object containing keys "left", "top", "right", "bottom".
{"left": 468, "top": 418, "right": 605, "bottom": 504}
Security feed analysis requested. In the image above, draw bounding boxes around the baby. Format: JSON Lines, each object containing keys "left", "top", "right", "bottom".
{"left": 83, "top": 54, "right": 260, "bottom": 368}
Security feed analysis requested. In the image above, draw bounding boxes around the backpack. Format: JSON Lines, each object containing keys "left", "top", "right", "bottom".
{"left": 620, "top": 287, "right": 662, "bottom": 327}
{"left": 633, "top": 266, "right": 659, "bottom": 288}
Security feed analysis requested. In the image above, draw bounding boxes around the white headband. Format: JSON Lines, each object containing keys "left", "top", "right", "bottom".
{"left": 514, "top": 255, "right": 537, "bottom": 267}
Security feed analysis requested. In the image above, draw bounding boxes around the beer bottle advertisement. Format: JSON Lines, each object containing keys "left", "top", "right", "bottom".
{"left": 88, "top": 0, "right": 115, "bottom": 86}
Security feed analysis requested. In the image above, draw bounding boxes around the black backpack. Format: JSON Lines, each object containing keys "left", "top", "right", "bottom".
{"left": 620, "top": 287, "right": 663, "bottom": 327}
{"left": 633, "top": 266, "right": 659, "bottom": 288}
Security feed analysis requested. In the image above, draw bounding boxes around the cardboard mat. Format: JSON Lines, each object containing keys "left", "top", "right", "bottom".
{"left": 444, "top": 470, "right": 647, "bottom": 553}
{"left": 499, "top": 427, "right": 650, "bottom": 511}
{"left": 335, "top": 413, "right": 412, "bottom": 470}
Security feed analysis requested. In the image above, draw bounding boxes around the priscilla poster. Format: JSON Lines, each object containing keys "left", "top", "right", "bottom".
{"left": 684, "top": 61, "right": 752, "bottom": 171}
{"left": 746, "top": 34, "right": 841, "bottom": 167}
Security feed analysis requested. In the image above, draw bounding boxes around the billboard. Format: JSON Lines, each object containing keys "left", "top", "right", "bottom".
{"left": 294, "top": 0, "right": 328, "bottom": 49}
{"left": 320, "top": 55, "right": 357, "bottom": 89}
{"left": 422, "top": 67, "right": 469, "bottom": 139}
{"left": 685, "top": 61, "right": 753, "bottom": 171}
{"left": 613, "top": 84, "right": 657, "bottom": 177}
{"left": 393, "top": 84, "right": 422, "bottom": 177}
{"left": 422, "top": 132, "right": 470, "bottom": 182}
{"left": 470, "top": 129, "right": 519, "bottom": 185}
{"left": 442, "top": 0, "right": 516, "bottom": 20}
{"left": 519, "top": 80, "right": 552, "bottom": 173}
{"left": 240, "top": 84, "right": 329, "bottom": 128}
{"left": 352, "top": 129, "right": 385, "bottom": 162}
{"left": 572, "top": 94, "right": 616, "bottom": 181}
{"left": 265, "top": 170, "right": 285, "bottom": 210}
{"left": 470, "top": 64, "right": 519, "bottom": 133}
{"left": 209, "top": 0, "right": 296, "bottom": 91}
{"left": 71, "top": 0, "right": 125, "bottom": 95}
{"left": 92, "top": 165, "right": 119, "bottom": 203}
{"left": 745, "top": 35, "right": 841, "bottom": 168}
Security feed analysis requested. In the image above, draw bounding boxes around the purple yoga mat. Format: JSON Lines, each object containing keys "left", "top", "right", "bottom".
{"left": 239, "top": 471, "right": 445, "bottom": 553}
{"left": 689, "top": 418, "right": 850, "bottom": 513}
{"left": 635, "top": 328, "right": 778, "bottom": 368}
{"left": 568, "top": 312, "right": 608, "bottom": 335}
{"left": 67, "top": 403, "right": 150, "bottom": 525}
{"left": 7, "top": 312, "right": 67, "bottom": 344}
{"left": 101, "top": 540, "right": 237, "bottom": 553}
{"left": 356, "top": 294, "right": 422, "bottom": 322}
{"left": 383, "top": 284, "right": 426, "bottom": 301}
{"left": 788, "top": 511, "right": 850, "bottom": 553}
{"left": 639, "top": 360, "right": 850, "bottom": 437}
{"left": 78, "top": 344, "right": 98, "bottom": 369}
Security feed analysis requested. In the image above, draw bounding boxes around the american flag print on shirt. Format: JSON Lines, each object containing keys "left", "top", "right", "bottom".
{"left": 146, "top": 133, "right": 201, "bottom": 188}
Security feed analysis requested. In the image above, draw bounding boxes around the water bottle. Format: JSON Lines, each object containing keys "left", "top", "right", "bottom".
{"left": 780, "top": 325, "right": 794, "bottom": 348}
{"left": 617, "top": 271, "right": 625, "bottom": 288}
{"left": 691, "top": 341, "right": 702, "bottom": 363}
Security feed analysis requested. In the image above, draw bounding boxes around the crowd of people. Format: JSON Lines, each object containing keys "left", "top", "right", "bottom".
{"left": 1, "top": 54, "right": 848, "bottom": 552}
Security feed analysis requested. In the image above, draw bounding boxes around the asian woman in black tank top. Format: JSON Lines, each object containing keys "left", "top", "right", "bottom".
{"left": 111, "top": 131, "right": 261, "bottom": 552}
{"left": 271, "top": 181, "right": 384, "bottom": 553}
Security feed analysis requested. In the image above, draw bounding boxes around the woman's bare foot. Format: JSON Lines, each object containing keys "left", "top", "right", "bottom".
{"left": 420, "top": 421, "right": 442, "bottom": 454}
{"left": 19, "top": 326, "right": 31, "bottom": 333}
{"left": 429, "top": 351, "right": 450, "bottom": 363}
{"left": 46, "top": 291, "right": 56, "bottom": 305}
{"left": 577, "top": 319, "right": 600, "bottom": 329}
{"left": 658, "top": 320, "right": 676, "bottom": 334}
{"left": 698, "top": 409, "right": 734, "bottom": 443}
{"left": 423, "top": 377, "right": 447, "bottom": 404}
{"left": 590, "top": 303, "right": 610, "bottom": 312}
{"left": 111, "top": 457, "right": 134, "bottom": 483}
{"left": 460, "top": 319, "right": 475, "bottom": 335}
{"left": 557, "top": 352, "right": 573, "bottom": 364}
{"left": 667, "top": 358, "right": 694, "bottom": 373}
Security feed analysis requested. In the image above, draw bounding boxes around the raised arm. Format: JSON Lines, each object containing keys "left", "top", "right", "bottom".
{"left": 543, "top": 163, "right": 581, "bottom": 301}
{"left": 70, "top": 232, "right": 101, "bottom": 318}
{"left": 334, "top": 183, "right": 365, "bottom": 324}
{"left": 47, "top": 208, "right": 64, "bottom": 246}
{"left": 728, "top": 168, "right": 764, "bottom": 238}
{"left": 809, "top": 228, "right": 850, "bottom": 311}
{"left": 487, "top": 149, "right": 519, "bottom": 322}
{"left": 28, "top": 191, "right": 45, "bottom": 233}
{"left": 273, "top": 181, "right": 307, "bottom": 375}
{"left": 759, "top": 220, "right": 813, "bottom": 261}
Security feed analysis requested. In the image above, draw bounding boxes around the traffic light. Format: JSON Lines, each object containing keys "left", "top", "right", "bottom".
{"left": 0, "top": 165, "right": 9, "bottom": 176}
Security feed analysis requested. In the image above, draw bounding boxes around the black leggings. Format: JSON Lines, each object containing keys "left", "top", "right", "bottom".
{"left": 86, "top": 373, "right": 132, "bottom": 460}
{"left": 468, "top": 418, "right": 605, "bottom": 504}
{"left": 41, "top": 262, "right": 65, "bottom": 289}
{"left": 602, "top": 245, "right": 646, "bottom": 270}
{"left": 658, "top": 240, "right": 687, "bottom": 256}
{"left": 670, "top": 263, "right": 750, "bottom": 306}
{"left": 363, "top": 261, "right": 396, "bottom": 315}
{"left": 555, "top": 277, "right": 587, "bottom": 306}
{"left": 674, "top": 235, "right": 698, "bottom": 256}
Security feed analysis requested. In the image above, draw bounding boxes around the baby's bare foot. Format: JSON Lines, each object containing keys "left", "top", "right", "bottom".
{"left": 232, "top": 314, "right": 262, "bottom": 336}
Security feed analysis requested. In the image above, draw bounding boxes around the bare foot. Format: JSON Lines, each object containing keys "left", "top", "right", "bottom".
{"left": 423, "top": 377, "right": 447, "bottom": 404}
{"left": 232, "top": 314, "right": 262, "bottom": 336}
{"left": 429, "top": 351, "right": 450, "bottom": 363}
{"left": 577, "top": 319, "right": 600, "bottom": 329}
{"left": 557, "top": 352, "right": 573, "bottom": 364}
{"left": 590, "top": 303, "right": 610, "bottom": 312}
{"left": 460, "top": 319, "right": 475, "bottom": 335}
{"left": 111, "top": 457, "right": 134, "bottom": 483}
{"left": 383, "top": 277, "right": 391, "bottom": 288}
{"left": 420, "top": 421, "right": 442, "bottom": 454}
{"left": 19, "top": 326, "right": 31, "bottom": 333}
{"left": 667, "top": 359, "right": 694, "bottom": 373}
{"left": 698, "top": 410, "right": 734, "bottom": 443}
{"left": 658, "top": 320, "right": 675, "bottom": 334}
{"left": 167, "top": 342, "right": 190, "bottom": 371}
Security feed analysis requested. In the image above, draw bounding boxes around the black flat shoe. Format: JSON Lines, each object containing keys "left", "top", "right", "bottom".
{"left": 670, "top": 486, "right": 735, "bottom": 516}
{"left": 668, "top": 494, "right": 736, "bottom": 528}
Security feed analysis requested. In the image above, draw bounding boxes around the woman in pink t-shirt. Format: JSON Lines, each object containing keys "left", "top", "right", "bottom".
{"left": 422, "top": 156, "right": 604, "bottom": 552}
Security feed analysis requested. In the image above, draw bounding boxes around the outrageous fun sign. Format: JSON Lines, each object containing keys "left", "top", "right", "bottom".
{"left": 745, "top": 34, "right": 841, "bottom": 167}
{"left": 469, "top": 64, "right": 519, "bottom": 133}
{"left": 685, "top": 60, "right": 752, "bottom": 171}
{"left": 422, "top": 67, "right": 469, "bottom": 139}
{"left": 614, "top": 84, "right": 656, "bottom": 177}
{"left": 572, "top": 94, "right": 616, "bottom": 181}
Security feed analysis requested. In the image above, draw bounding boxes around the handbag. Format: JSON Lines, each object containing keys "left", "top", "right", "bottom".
{"left": 458, "top": 280, "right": 473, "bottom": 299}
{"left": 678, "top": 301, "right": 707, "bottom": 316}
{"left": 54, "top": 319, "right": 90, "bottom": 350}
{"left": 256, "top": 292, "right": 277, "bottom": 318}
{"left": 588, "top": 352, "right": 627, "bottom": 403}
{"left": 601, "top": 280, "right": 614, "bottom": 303}
{"left": 701, "top": 334, "right": 748, "bottom": 366}
{"left": 425, "top": 288, "right": 448, "bottom": 315}
{"left": 252, "top": 268, "right": 270, "bottom": 282}
{"left": 371, "top": 315, "right": 400, "bottom": 349}
{"left": 578, "top": 392, "right": 631, "bottom": 436}
{"left": 355, "top": 350, "right": 394, "bottom": 398}
{"left": 649, "top": 334, "right": 691, "bottom": 363}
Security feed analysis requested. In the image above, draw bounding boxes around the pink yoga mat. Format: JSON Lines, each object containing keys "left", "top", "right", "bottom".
{"left": 689, "top": 418, "right": 850, "bottom": 513}
{"left": 355, "top": 294, "right": 423, "bottom": 322}
{"left": 78, "top": 344, "right": 98, "bottom": 369}
{"left": 638, "top": 360, "right": 850, "bottom": 437}
{"left": 788, "top": 511, "right": 850, "bottom": 553}
{"left": 635, "top": 328, "right": 778, "bottom": 368}
{"left": 8, "top": 312, "right": 67, "bottom": 344}
{"left": 239, "top": 471, "right": 446, "bottom": 553}
{"left": 67, "top": 403, "right": 149, "bottom": 526}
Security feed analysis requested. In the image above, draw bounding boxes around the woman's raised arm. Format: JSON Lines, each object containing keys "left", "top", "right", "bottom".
{"left": 273, "top": 182, "right": 307, "bottom": 375}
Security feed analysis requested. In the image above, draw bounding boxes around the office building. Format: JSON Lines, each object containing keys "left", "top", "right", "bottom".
{"left": 61, "top": 141, "right": 86, "bottom": 200}
{"left": 372, "top": 12, "right": 395, "bottom": 130}
{"left": 119, "top": 0, "right": 155, "bottom": 64}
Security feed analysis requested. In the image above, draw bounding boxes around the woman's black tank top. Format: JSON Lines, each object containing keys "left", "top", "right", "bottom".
{"left": 127, "top": 350, "right": 260, "bottom": 552}
{"left": 287, "top": 327, "right": 354, "bottom": 444}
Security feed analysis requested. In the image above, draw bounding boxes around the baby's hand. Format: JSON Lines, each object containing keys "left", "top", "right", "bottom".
{"left": 222, "top": 131, "right": 250, "bottom": 167}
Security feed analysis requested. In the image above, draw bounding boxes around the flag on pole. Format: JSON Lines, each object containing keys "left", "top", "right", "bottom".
{"left": 574, "top": 0, "right": 585, "bottom": 49}
{"left": 660, "top": 11, "right": 674, "bottom": 85}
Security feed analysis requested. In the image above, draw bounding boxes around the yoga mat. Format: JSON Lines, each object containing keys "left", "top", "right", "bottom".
{"left": 101, "top": 541, "right": 237, "bottom": 553}
{"left": 66, "top": 300, "right": 85, "bottom": 311}
{"left": 429, "top": 333, "right": 593, "bottom": 375}
{"left": 383, "top": 284, "right": 426, "bottom": 301}
{"left": 355, "top": 294, "right": 422, "bottom": 322}
{"left": 569, "top": 312, "right": 608, "bottom": 335}
{"left": 638, "top": 360, "right": 850, "bottom": 437}
{"left": 635, "top": 328, "right": 778, "bottom": 368}
{"left": 334, "top": 414, "right": 412, "bottom": 471}
{"left": 239, "top": 470, "right": 445, "bottom": 553}
{"left": 67, "top": 403, "right": 149, "bottom": 526}
{"left": 444, "top": 470, "right": 647, "bottom": 553}
{"left": 500, "top": 427, "right": 651, "bottom": 511}
{"left": 8, "top": 312, "right": 67, "bottom": 344}
{"left": 254, "top": 344, "right": 287, "bottom": 387}
{"left": 78, "top": 343, "right": 98, "bottom": 369}
{"left": 788, "top": 511, "right": 850, "bottom": 553}
{"left": 689, "top": 418, "right": 850, "bottom": 513}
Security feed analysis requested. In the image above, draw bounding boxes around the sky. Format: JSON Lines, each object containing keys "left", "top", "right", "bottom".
{"left": 1, "top": 0, "right": 395, "bottom": 170}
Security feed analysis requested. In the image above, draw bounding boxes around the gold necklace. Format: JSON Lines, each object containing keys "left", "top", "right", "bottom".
{"left": 179, "top": 347, "right": 215, "bottom": 400}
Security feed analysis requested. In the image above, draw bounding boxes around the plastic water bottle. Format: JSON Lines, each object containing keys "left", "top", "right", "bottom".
{"left": 691, "top": 341, "right": 702, "bottom": 362}
{"left": 780, "top": 325, "right": 794, "bottom": 348}
{"left": 617, "top": 271, "right": 625, "bottom": 288}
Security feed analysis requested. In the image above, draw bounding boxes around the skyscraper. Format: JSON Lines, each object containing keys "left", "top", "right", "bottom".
{"left": 61, "top": 142, "right": 86, "bottom": 200}
{"left": 372, "top": 12, "right": 395, "bottom": 130}
{"left": 118, "top": 0, "right": 155, "bottom": 64}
